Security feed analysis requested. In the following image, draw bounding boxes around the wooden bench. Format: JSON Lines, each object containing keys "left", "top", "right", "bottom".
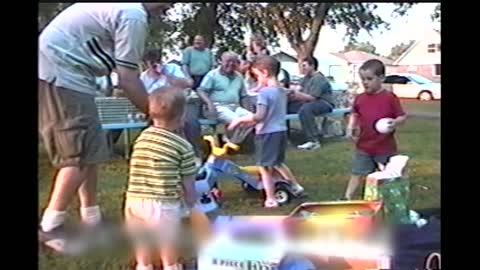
{"left": 285, "top": 107, "right": 352, "bottom": 137}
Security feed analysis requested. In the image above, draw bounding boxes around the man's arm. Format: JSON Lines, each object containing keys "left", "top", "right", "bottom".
{"left": 166, "top": 76, "right": 193, "bottom": 89}
{"left": 293, "top": 91, "right": 316, "bottom": 102}
{"left": 117, "top": 67, "right": 149, "bottom": 113}
{"left": 164, "top": 64, "right": 193, "bottom": 89}
{"left": 181, "top": 47, "right": 192, "bottom": 79}
{"left": 196, "top": 72, "right": 216, "bottom": 114}
{"left": 290, "top": 78, "right": 314, "bottom": 101}
{"left": 114, "top": 19, "right": 149, "bottom": 113}
{"left": 196, "top": 88, "right": 216, "bottom": 115}
{"left": 294, "top": 75, "right": 331, "bottom": 102}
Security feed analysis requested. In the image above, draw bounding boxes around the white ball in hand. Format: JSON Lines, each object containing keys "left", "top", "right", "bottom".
{"left": 375, "top": 118, "right": 395, "bottom": 134}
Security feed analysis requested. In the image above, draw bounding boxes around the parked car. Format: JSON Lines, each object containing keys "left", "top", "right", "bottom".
{"left": 290, "top": 75, "right": 349, "bottom": 92}
{"left": 382, "top": 73, "right": 441, "bottom": 101}
{"left": 326, "top": 76, "right": 349, "bottom": 92}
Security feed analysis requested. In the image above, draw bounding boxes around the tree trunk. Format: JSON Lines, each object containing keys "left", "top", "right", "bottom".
{"left": 290, "top": 3, "right": 331, "bottom": 74}
{"left": 294, "top": 43, "right": 315, "bottom": 74}
{"left": 201, "top": 3, "right": 217, "bottom": 48}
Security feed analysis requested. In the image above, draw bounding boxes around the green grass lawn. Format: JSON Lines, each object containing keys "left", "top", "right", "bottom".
{"left": 38, "top": 116, "right": 440, "bottom": 269}
{"left": 400, "top": 99, "right": 441, "bottom": 114}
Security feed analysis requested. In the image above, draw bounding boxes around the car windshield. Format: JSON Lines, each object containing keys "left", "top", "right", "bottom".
{"left": 408, "top": 74, "right": 432, "bottom": 84}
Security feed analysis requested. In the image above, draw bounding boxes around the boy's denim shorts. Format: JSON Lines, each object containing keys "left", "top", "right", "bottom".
{"left": 352, "top": 150, "right": 395, "bottom": 176}
{"left": 255, "top": 131, "right": 287, "bottom": 167}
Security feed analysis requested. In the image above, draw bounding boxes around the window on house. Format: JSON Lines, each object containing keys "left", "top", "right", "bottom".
{"left": 384, "top": 75, "right": 409, "bottom": 84}
{"left": 434, "top": 64, "right": 441, "bottom": 76}
{"left": 428, "top": 43, "right": 441, "bottom": 53}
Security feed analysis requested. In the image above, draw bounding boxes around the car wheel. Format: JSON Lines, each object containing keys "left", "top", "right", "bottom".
{"left": 418, "top": 91, "right": 433, "bottom": 101}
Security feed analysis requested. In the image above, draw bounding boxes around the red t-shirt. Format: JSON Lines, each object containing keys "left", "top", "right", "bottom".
{"left": 353, "top": 90, "right": 406, "bottom": 155}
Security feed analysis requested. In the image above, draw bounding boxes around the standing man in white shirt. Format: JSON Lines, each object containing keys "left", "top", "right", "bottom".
{"left": 38, "top": 3, "right": 174, "bottom": 251}
{"left": 139, "top": 49, "right": 203, "bottom": 162}
{"left": 140, "top": 49, "right": 193, "bottom": 92}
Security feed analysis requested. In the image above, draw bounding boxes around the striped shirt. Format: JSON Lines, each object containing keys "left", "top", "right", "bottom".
{"left": 126, "top": 127, "right": 198, "bottom": 202}
{"left": 38, "top": 3, "right": 148, "bottom": 95}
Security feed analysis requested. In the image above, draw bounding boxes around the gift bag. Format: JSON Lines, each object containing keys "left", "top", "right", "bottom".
{"left": 364, "top": 155, "right": 411, "bottom": 224}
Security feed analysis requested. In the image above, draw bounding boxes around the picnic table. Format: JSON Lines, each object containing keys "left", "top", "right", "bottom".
{"left": 102, "top": 108, "right": 351, "bottom": 159}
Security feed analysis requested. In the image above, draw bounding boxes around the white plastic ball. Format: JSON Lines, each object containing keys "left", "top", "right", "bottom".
{"left": 375, "top": 118, "right": 395, "bottom": 134}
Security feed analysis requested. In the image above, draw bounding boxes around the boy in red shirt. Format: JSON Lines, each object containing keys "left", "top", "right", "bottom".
{"left": 344, "top": 59, "right": 407, "bottom": 200}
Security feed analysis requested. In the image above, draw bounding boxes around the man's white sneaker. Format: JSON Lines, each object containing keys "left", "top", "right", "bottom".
{"left": 297, "top": 141, "right": 321, "bottom": 150}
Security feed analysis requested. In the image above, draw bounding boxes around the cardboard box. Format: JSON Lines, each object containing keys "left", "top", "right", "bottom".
{"left": 198, "top": 202, "right": 391, "bottom": 270}
{"left": 286, "top": 201, "right": 383, "bottom": 239}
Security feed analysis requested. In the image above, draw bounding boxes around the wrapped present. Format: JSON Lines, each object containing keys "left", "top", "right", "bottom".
{"left": 364, "top": 155, "right": 411, "bottom": 225}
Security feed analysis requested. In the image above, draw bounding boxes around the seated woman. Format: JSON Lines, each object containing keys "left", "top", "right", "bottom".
{"left": 240, "top": 33, "right": 291, "bottom": 111}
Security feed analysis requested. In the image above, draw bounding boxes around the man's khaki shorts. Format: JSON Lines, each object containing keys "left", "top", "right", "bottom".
{"left": 38, "top": 80, "right": 110, "bottom": 168}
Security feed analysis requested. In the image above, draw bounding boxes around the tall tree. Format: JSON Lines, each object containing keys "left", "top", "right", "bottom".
{"left": 343, "top": 41, "right": 377, "bottom": 55}
{"left": 38, "top": 3, "right": 73, "bottom": 31}
{"left": 178, "top": 3, "right": 251, "bottom": 59}
{"left": 241, "top": 3, "right": 413, "bottom": 67}
{"left": 431, "top": 4, "right": 440, "bottom": 23}
{"left": 388, "top": 40, "right": 415, "bottom": 60}
{"left": 144, "top": 16, "right": 178, "bottom": 56}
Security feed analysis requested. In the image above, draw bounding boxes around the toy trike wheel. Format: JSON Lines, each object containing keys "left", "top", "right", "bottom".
{"left": 274, "top": 183, "right": 292, "bottom": 205}
{"left": 241, "top": 182, "right": 257, "bottom": 192}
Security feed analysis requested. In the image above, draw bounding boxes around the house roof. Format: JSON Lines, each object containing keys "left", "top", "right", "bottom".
{"left": 393, "top": 29, "right": 441, "bottom": 65}
{"left": 272, "top": 51, "right": 298, "bottom": 62}
{"left": 393, "top": 41, "right": 420, "bottom": 65}
{"left": 334, "top": 50, "right": 394, "bottom": 65}
{"left": 331, "top": 52, "right": 349, "bottom": 62}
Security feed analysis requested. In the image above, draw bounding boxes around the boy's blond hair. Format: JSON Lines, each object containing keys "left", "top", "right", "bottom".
{"left": 148, "top": 86, "right": 185, "bottom": 121}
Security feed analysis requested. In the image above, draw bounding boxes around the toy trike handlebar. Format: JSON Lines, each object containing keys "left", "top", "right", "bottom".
{"left": 203, "top": 135, "right": 240, "bottom": 157}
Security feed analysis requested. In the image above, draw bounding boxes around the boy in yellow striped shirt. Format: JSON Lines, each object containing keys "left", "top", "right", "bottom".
{"left": 124, "top": 86, "right": 197, "bottom": 270}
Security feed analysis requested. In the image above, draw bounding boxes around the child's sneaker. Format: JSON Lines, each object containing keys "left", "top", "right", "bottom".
{"left": 297, "top": 141, "right": 321, "bottom": 150}
{"left": 264, "top": 199, "right": 279, "bottom": 208}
